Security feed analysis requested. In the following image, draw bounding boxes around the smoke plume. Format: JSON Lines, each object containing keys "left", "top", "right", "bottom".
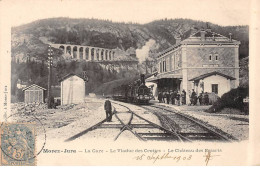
{"left": 136, "top": 39, "right": 156, "bottom": 63}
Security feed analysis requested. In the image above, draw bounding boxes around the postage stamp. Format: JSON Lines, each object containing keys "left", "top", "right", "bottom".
{"left": 0, "top": 123, "right": 36, "bottom": 166}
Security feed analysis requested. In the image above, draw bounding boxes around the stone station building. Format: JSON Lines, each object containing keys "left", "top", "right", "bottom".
{"left": 147, "top": 29, "right": 240, "bottom": 103}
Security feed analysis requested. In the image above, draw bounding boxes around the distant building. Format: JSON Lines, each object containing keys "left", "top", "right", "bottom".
{"left": 22, "top": 84, "right": 46, "bottom": 103}
{"left": 147, "top": 29, "right": 240, "bottom": 103}
{"left": 59, "top": 73, "right": 87, "bottom": 105}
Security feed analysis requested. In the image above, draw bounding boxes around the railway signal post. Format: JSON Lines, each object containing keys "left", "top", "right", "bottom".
{"left": 47, "top": 45, "right": 53, "bottom": 109}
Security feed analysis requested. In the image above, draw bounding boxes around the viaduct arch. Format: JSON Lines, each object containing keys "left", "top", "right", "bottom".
{"left": 50, "top": 44, "right": 116, "bottom": 61}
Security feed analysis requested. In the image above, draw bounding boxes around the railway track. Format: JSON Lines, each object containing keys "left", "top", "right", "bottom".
{"left": 65, "top": 102, "right": 189, "bottom": 142}
{"left": 141, "top": 104, "right": 232, "bottom": 142}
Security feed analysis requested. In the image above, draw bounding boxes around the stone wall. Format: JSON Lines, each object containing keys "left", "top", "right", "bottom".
{"left": 186, "top": 46, "right": 236, "bottom": 67}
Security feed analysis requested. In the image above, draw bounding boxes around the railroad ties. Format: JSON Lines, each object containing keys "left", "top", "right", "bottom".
{"left": 65, "top": 102, "right": 185, "bottom": 142}
{"left": 141, "top": 105, "right": 232, "bottom": 142}
{"left": 65, "top": 102, "right": 232, "bottom": 142}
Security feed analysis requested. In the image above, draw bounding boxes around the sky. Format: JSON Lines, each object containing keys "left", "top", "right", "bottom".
{"left": 0, "top": 0, "right": 251, "bottom": 27}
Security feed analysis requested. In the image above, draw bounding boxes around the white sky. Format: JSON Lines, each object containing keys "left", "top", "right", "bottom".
{"left": 0, "top": 0, "right": 251, "bottom": 27}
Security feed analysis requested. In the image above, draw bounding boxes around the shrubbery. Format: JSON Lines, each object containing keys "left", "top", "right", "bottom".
{"left": 206, "top": 87, "right": 249, "bottom": 114}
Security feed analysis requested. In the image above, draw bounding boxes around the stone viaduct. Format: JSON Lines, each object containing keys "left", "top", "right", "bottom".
{"left": 50, "top": 44, "right": 116, "bottom": 61}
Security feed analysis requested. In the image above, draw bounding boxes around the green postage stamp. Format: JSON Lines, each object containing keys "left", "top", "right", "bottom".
{"left": 0, "top": 123, "right": 36, "bottom": 166}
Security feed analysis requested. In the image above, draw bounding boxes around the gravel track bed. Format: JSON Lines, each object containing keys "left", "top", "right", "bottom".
{"left": 143, "top": 106, "right": 202, "bottom": 133}
{"left": 111, "top": 101, "right": 161, "bottom": 125}
{"left": 156, "top": 103, "right": 248, "bottom": 141}
{"left": 142, "top": 105, "right": 232, "bottom": 142}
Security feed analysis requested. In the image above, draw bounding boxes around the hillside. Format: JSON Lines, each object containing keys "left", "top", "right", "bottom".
{"left": 12, "top": 17, "right": 249, "bottom": 62}
{"left": 11, "top": 18, "right": 249, "bottom": 102}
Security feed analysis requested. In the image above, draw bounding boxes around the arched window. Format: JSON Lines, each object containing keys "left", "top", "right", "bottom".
{"left": 96, "top": 49, "right": 99, "bottom": 61}
{"left": 73, "top": 46, "right": 77, "bottom": 58}
{"left": 105, "top": 50, "right": 108, "bottom": 60}
{"left": 101, "top": 49, "right": 104, "bottom": 60}
{"left": 79, "top": 47, "right": 83, "bottom": 59}
{"left": 215, "top": 54, "right": 218, "bottom": 61}
{"left": 85, "top": 47, "right": 89, "bottom": 60}
{"left": 209, "top": 54, "right": 212, "bottom": 61}
{"left": 91, "top": 48, "right": 95, "bottom": 61}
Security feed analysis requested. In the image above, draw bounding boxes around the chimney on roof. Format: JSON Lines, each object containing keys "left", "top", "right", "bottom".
{"left": 212, "top": 32, "right": 215, "bottom": 41}
{"left": 175, "top": 36, "right": 181, "bottom": 45}
{"left": 229, "top": 33, "right": 232, "bottom": 41}
{"left": 200, "top": 30, "right": 206, "bottom": 41}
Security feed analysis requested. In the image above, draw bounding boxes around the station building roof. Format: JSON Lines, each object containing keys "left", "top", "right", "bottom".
{"left": 157, "top": 29, "right": 240, "bottom": 58}
{"left": 189, "top": 71, "right": 236, "bottom": 82}
{"left": 146, "top": 72, "right": 182, "bottom": 82}
{"left": 22, "top": 84, "right": 46, "bottom": 91}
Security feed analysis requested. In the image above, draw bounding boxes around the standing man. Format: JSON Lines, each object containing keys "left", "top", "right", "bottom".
{"left": 176, "top": 91, "right": 180, "bottom": 106}
{"left": 181, "top": 90, "right": 186, "bottom": 105}
{"left": 170, "top": 91, "right": 174, "bottom": 105}
{"left": 198, "top": 92, "right": 203, "bottom": 105}
{"left": 166, "top": 91, "right": 170, "bottom": 104}
{"left": 191, "top": 89, "right": 197, "bottom": 105}
{"left": 204, "top": 92, "right": 209, "bottom": 105}
{"left": 163, "top": 92, "right": 166, "bottom": 103}
{"left": 104, "top": 99, "right": 112, "bottom": 122}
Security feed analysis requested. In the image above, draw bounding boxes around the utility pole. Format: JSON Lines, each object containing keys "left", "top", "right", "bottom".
{"left": 47, "top": 45, "right": 53, "bottom": 109}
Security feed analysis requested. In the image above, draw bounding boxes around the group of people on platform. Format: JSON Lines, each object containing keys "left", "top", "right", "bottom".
{"left": 190, "top": 89, "right": 210, "bottom": 106}
{"left": 158, "top": 89, "right": 210, "bottom": 106}
{"left": 158, "top": 90, "right": 186, "bottom": 106}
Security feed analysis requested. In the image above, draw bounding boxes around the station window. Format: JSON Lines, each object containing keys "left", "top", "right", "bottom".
{"left": 209, "top": 54, "right": 212, "bottom": 61}
{"left": 212, "top": 84, "right": 218, "bottom": 94}
{"left": 162, "top": 61, "right": 165, "bottom": 72}
{"left": 161, "top": 60, "right": 167, "bottom": 72}
{"left": 162, "top": 61, "right": 164, "bottom": 72}
{"left": 215, "top": 54, "right": 218, "bottom": 61}
{"left": 164, "top": 60, "right": 167, "bottom": 72}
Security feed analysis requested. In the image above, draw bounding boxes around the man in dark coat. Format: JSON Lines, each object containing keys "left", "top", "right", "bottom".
{"left": 104, "top": 100, "right": 112, "bottom": 122}
{"left": 191, "top": 89, "right": 197, "bottom": 105}
{"left": 181, "top": 90, "right": 186, "bottom": 105}
{"left": 198, "top": 92, "right": 203, "bottom": 105}
{"left": 166, "top": 91, "right": 170, "bottom": 104}
{"left": 176, "top": 91, "right": 180, "bottom": 106}
{"left": 170, "top": 91, "right": 174, "bottom": 105}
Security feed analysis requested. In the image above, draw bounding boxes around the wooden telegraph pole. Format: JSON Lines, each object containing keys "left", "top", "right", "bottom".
{"left": 47, "top": 45, "right": 53, "bottom": 109}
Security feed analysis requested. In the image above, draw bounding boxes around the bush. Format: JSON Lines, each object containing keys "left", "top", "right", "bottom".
{"left": 206, "top": 87, "right": 249, "bottom": 113}
{"left": 11, "top": 89, "right": 24, "bottom": 103}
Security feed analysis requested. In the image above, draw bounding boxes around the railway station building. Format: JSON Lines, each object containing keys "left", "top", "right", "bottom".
{"left": 146, "top": 29, "right": 240, "bottom": 103}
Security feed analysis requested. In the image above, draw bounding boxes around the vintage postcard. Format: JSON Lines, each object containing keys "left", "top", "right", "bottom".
{"left": 0, "top": 0, "right": 259, "bottom": 166}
